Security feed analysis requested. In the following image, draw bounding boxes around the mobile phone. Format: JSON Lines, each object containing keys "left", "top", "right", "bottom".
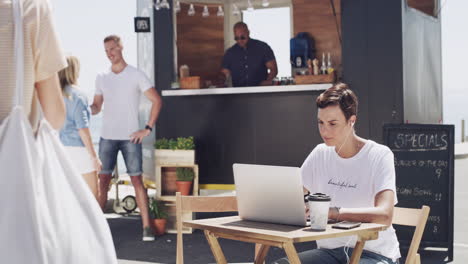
{"left": 331, "top": 221, "right": 362, "bottom": 229}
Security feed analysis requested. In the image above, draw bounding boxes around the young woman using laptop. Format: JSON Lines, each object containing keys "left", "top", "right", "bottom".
{"left": 274, "top": 83, "right": 400, "bottom": 264}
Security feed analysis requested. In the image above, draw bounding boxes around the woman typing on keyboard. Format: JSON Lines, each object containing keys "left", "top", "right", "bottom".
{"left": 275, "top": 83, "right": 400, "bottom": 264}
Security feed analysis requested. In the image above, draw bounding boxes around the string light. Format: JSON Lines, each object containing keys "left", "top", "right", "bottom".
{"left": 154, "top": 0, "right": 161, "bottom": 10}
{"left": 167, "top": 1, "right": 272, "bottom": 16}
{"left": 247, "top": 0, "right": 254, "bottom": 12}
{"left": 232, "top": 3, "right": 240, "bottom": 16}
{"left": 160, "top": 0, "right": 170, "bottom": 9}
{"left": 174, "top": 1, "right": 181, "bottom": 12}
{"left": 187, "top": 3, "right": 195, "bottom": 16}
{"left": 217, "top": 6, "right": 224, "bottom": 17}
{"left": 202, "top": 5, "right": 210, "bottom": 17}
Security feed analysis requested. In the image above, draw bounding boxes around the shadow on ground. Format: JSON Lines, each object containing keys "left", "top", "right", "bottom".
{"left": 108, "top": 216, "right": 453, "bottom": 264}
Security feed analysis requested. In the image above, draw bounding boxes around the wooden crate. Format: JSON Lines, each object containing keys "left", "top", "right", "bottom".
{"left": 159, "top": 201, "right": 193, "bottom": 234}
{"left": 155, "top": 164, "right": 199, "bottom": 198}
{"left": 294, "top": 72, "right": 335, "bottom": 84}
{"left": 180, "top": 76, "right": 202, "bottom": 89}
{"left": 155, "top": 164, "right": 199, "bottom": 234}
{"left": 155, "top": 149, "right": 195, "bottom": 166}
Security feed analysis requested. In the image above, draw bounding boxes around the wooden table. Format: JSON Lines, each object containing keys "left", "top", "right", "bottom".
{"left": 184, "top": 216, "right": 388, "bottom": 264}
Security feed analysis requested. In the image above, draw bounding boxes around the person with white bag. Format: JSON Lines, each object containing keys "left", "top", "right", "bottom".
{"left": 0, "top": 0, "right": 65, "bottom": 127}
{"left": 0, "top": 0, "right": 118, "bottom": 263}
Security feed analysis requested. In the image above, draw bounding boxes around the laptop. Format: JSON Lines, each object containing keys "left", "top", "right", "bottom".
{"left": 233, "top": 163, "right": 308, "bottom": 226}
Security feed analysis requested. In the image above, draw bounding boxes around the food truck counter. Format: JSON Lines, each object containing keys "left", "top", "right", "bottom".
{"left": 161, "top": 83, "right": 330, "bottom": 97}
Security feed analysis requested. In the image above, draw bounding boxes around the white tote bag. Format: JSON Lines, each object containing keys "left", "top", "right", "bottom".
{"left": 0, "top": 1, "right": 117, "bottom": 263}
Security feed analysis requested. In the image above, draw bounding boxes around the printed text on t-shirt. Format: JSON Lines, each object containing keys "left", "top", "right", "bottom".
{"left": 328, "top": 178, "right": 358, "bottom": 189}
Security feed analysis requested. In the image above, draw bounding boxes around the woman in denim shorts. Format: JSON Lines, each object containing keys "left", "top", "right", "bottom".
{"left": 59, "top": 56, "right": 102, "bottom": 200}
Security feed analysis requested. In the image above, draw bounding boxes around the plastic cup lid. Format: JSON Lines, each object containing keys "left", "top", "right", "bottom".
{"left": 307, "top": 193, "right": 331, "bottom": 202}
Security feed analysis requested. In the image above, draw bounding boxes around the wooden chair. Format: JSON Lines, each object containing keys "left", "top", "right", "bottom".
{"left": 392, "top": 206, "right": 430, "bottom": 264}
{"left": 175, "top": 192, "right": 238, "bottom": 264}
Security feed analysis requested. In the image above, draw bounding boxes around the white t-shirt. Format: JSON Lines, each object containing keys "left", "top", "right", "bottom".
{"left": 301, "top": 140, "right": 401, "bottom": 261}
{"left": 95, "top": 65, "right": 152, "bottom": 140}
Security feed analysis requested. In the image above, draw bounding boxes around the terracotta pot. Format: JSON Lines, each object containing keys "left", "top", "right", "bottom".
{"left": 153, "top": 218, "right": 167, "bottom": 235}
{"left": 176, "top": 181, "right": 192, "bottom": 195}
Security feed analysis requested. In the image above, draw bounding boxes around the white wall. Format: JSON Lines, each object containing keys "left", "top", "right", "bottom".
{"left": 243, "top": 7, "right": 292, "bottom": 78}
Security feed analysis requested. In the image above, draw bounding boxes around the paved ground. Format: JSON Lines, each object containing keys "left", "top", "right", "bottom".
{"left": 108, "top": 156, "right": 468, "bottom": 264}
{"left": 452, "top": 156, "right": 468, "bottom": 263}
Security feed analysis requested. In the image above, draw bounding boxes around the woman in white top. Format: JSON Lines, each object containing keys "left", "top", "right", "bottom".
{"left": 58, "top": 56, "right": 102, "bottom": 200}
{"left": 275, "top": 83, "right": 400, "bottom": 264}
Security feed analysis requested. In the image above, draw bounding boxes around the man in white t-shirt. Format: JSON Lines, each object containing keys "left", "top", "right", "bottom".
{"left": 91, "top": 35, "right": 163, "bottom": 242}
{"left": 274, "top": 83, "right": 400, "bottom": 264}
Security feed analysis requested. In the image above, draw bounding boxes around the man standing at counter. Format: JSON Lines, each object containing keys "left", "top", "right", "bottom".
{"left": 221, "top": 22, "right": 278, "bottom": 87}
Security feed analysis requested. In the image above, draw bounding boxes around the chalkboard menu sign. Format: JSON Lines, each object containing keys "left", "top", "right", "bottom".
{"left": 384, "top": 124, "right": 454, "bottom": 260}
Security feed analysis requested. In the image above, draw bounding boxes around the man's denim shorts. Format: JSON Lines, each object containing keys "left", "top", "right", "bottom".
{"left": 98, "top": 138, "right": 143, "bottom": 176}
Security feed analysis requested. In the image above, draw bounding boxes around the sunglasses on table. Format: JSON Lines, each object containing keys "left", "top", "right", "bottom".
{"left": 234, "top": 35, "right": 247, "bottom": 41}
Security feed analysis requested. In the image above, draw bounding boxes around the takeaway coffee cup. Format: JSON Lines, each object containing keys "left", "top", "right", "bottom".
{"left": 308, "top": 193, "right": 331, "bottom": 231}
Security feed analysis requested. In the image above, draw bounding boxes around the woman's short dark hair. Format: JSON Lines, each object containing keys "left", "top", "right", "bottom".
{"left": 316, "top": 83, "right": 358, "bottom": 120}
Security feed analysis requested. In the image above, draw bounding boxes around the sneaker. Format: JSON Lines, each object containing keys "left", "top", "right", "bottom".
{"left": 142, "top": 226, "right": 155, "bottom": 241}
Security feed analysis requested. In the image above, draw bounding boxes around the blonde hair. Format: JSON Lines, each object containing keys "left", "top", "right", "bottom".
{"left": 58, "top": 56, "right": 80, "bottom": 97}
{"left": 103, "top": 34, "right": 122, "bottom": 47}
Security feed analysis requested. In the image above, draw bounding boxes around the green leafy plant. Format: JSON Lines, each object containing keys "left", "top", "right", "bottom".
{"left": 154, "top": 138, "right": 170, "bottom": 149}
{"left": 176, "top": 136, "right": 195, "bottom": 150}
{"left": 168, "top": 139, "right": 178, "bottom": 150}
{"left": 154, "top": 136, "right": 195, "bottom": 150}
{"left": 176, "top": 167, "right": 195, "bottom": 182}
{"left": 148, "top": 197, "right": 168, "bottom": 219}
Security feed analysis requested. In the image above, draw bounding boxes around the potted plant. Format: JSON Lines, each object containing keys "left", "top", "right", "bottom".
{"left": 154, "top": 136, "right": 195, "bottom": 165}
{"left": 149, "top": 197, "right": 168, "bottom": 235}
{"left": 176, "top": 167, "right": 195, "bottom": 195}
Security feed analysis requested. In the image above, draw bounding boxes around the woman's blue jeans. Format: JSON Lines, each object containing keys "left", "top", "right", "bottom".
{"left": 272, "top": 247, "right": 399, "bottom": 264}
